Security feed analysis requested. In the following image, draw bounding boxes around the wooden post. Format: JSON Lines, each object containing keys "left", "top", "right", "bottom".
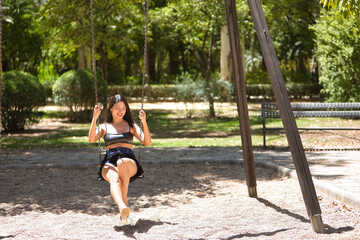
{"left": 246, "top": 0, "right": 324, "bottom": 233}
{"left": 224, "top": 0, "right": 257, "bottom": 197}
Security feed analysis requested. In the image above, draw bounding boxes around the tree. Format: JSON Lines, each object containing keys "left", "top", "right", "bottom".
{"left": 39, "top": 0, "right": 90, "bottom": 72}
{"left": 312, "top": 9, "right": 360, "bottom": 102}
{"left": 2, "top": 0, "right": 43, "bottom": 74}
{"left": 321, "top": 0, "right": 360, "bottom": 18}
{"left": 167, "top": 0, "right": 226, "bottom": 117}
{"left": 263, "top": 0, "right": 319, "bottom": 83}
{"left": 39, "top": 0, "right": 145, "bottom": 84}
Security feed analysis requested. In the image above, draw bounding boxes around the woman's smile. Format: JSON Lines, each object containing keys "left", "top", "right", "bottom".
{"left": 111, "top": 101, "right": 127, "bottom": 119}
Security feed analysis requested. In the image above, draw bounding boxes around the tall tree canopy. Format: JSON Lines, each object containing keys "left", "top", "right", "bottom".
{"left": 321, "top": 0, "right": 360, "bottom": 18}
{"left": 2, "top": 0, "right": 43, "bottom": 74}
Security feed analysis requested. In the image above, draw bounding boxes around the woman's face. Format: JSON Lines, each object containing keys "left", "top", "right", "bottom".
{"left": 110, "top": 101, "right": 127, "bottom": 120}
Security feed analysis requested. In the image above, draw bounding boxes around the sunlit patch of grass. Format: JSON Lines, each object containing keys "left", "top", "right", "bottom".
{"left": 150, "top": 137, "right": 241, "bottom": 148}
{"left": 2, "top": 103, "right": 360, "bottom": 150}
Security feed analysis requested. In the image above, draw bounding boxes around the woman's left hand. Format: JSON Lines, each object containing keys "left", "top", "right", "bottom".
{"left": 139, "top": 110, "right": 147, "bottom": 123}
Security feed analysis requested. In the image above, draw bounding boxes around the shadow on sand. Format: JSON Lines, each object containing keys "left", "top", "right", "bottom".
{"left": 114, "top": 219, "right": 177, "bottom": 239}
{"left": 256, "top": 197, "right": 354, "bottom": 235}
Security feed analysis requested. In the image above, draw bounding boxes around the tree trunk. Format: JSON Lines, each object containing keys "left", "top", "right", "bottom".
{"left": 149, "top": 48, "right": 156, "bottom": 84}
{"left": 78, "top": 44, "right": 87, "bottom": 70}
{"left": 169, "top": 48, "right": 180, "bottom": 75}
{"left": 124, "top": 53, "right": 131, "bottom": 84}
{"left": 76, "top": 20, "right": 87, "bottom": 70}
{"left": 220, "top": 26, "right": 233, "bottom": 81}
{"left": 206, "top": 30, "right": 215, "bottom": 118}
{"left": 99, "top": 41, "right": 108, "bottom": 82}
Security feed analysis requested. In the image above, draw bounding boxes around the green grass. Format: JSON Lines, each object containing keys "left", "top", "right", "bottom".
{"left": 1, "top": 103, "right": 360, "bottom": 150}
{"left": 1, "top": 126, "right": 92, "bottom": 150}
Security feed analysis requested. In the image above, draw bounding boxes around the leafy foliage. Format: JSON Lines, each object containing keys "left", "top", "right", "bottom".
{"left": 37, "top": 59, "right": 59, "bottom": 99}
{"left": 312, "top": 9, "right": 360, "bottom": 102}
{"left": 4, "top": 0, "right": 355, "bottom": 109}
{"left": 2, "top": 0, "right": 43, "bottom": 74}
{"left": 263, "top": 0, "right": 319, "bottom": 80}
{"left": 175, "top": 73, "right": 204, "bottom": 118}
{"left": 174, "top": 72, "right": 234, "bottom": 118}
{"left": 1, "top": 71, "right": 46, "bottom": 132}
{"left": 321, "top": 0, "right": 360, "bottom": 18}
{"left": 52, "top": 70, "right": 107, "bottom": 121}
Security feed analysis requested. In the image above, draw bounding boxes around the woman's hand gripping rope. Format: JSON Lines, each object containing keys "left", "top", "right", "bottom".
{"left": 93, "top": 105, "right": 101, "bottom": 120}
{"left": 139, "top": 110, "right": 147, "bottom": 124}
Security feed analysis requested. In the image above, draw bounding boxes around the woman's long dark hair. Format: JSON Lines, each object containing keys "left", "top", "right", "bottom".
{"left": 105, "top": 94, "right": 134, "bottom": 128}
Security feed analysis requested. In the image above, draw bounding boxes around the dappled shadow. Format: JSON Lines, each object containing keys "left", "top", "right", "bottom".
{"left": 224, "top": 228, "right": 291, "bottom": 239}
{"left": 114, "top": 219, "right": 177, "bottom": 239}
{"left": 0, "top": 162, "right": 278, "bottom": 216}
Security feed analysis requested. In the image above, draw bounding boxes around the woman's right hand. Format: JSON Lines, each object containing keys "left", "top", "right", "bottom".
{"left": 93, "top": 105, "right": 101, "bottom": 120}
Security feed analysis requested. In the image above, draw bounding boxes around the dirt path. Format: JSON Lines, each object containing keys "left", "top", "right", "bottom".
{"left": 1, "top": 163, "right": 359, "bottom": 240}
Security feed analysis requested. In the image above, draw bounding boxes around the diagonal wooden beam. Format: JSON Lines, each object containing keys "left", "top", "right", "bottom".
{"left": 224, "top": 0, "right": 257, "bottom": 197}
{"left": 246, "top": 0, "right": 324, "bottom": 233}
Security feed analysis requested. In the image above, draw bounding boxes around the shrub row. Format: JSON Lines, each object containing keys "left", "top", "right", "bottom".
{"left": 109, "top": 83, "right": 322, "bottom": 100}
{"left": 1, "top": 70, "right": 107, "bottom": 132}
{"left": 246, "top": 83, "right": 322, "bottom": 99}
{"left": 108, "top": 84, "right": 177, "bottom": 101}
{"left": 1, "top": 69, "right": 321, "bottom": 132}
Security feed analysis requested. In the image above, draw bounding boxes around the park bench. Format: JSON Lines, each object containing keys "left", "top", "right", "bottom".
{"left": 261, "top": 102, "right": 360, "bottom": 148}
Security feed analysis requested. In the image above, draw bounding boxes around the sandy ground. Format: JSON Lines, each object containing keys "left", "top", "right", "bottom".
{"left": 1, "top": 102, "right": 360, "bottom": 239}
{"left": 1, "top": 163, "right": 360, "bottom": 240}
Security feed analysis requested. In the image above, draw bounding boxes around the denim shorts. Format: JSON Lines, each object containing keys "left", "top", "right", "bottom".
{"left": 98, "top": 147, "right": 144, "bottom": 182}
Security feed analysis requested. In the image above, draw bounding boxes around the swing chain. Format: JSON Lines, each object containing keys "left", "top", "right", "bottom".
{"left": 90, "top": 0, "right": 102, "bottom": 166}
{"left": 139, "top": 0, "right": 150, "bottom": 162}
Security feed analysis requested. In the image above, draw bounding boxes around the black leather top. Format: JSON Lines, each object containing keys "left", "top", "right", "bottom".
{"left": 104, "top": 132, "right": 133, "bottom": 146}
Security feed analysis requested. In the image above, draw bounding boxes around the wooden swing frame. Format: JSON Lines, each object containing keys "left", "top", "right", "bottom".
{"left": 89, "top": 0, "right": 325, "bottom": 233}
{"left": 0, "top": 0, "right": 323, "bottom": 233}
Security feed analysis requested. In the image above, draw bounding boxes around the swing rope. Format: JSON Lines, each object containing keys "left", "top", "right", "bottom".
{"left": 90, "top": 0, "right": 150, "bottom": 165}
{"left": 139, "top": 0, "right": 150, "bottom": 163}
{"left": 90, "top": 0, "right": 102, "bottom": 166}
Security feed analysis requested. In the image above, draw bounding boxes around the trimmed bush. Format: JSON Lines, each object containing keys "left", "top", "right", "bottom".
{"left": 108, "top": 84, "right": 178, "bottom": 101}
{"left": 246, "top": 84, "right": 273, "bottom": 99}
{"left": 107, "top": 82, "right": 321, "bottom": 102}
{"left": 1, "top": 71, "right": 46, "bottom": 132}
{"left": 246, "top": 83, "right": 321, "bottom": 99}
{"left": 108, "top": 85, "right": 143, "bottom": 99}
{"left": 52, "top": 70, "right": 107, "bottom": 122}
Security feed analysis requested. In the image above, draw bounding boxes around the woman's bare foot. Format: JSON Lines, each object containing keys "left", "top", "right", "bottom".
{"left": 119, "top": 207, "right": 130, "bottom": 224}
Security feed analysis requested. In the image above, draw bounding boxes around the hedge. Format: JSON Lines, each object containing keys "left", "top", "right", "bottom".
{"left": 108, "top": 83, "right": 322, "bottom": 101}
{"left": 1, "top": 71, "right": 46, "bottom": 131}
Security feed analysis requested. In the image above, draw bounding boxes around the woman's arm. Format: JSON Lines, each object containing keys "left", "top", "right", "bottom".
{"left": 88, "top": 105, "right": 104, "bottom": 143}
{"left": 133, "top": 110, "right": 151, "bottom": 146}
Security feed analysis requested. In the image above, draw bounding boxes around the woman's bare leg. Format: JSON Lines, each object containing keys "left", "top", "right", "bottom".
{"left": 102, "top": 165, "right": 127, "bottom": 209}
{"left": 116, "top": 158, "right": 137, "bottom": 207}
{"left": 102, "top": 159, "right": 137, "bottom": 223}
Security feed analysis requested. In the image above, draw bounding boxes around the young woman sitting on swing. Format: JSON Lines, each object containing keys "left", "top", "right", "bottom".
{"left": 88, "top": 94, "right": 151, "bottom": 223}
